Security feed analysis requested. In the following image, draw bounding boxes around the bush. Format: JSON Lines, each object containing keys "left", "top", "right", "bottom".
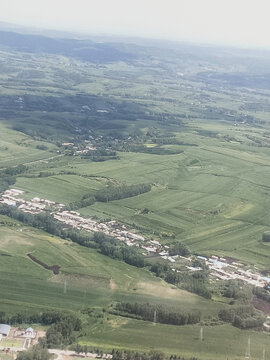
{"left": 262, "top": 231, "right": 270, "bottom": 242}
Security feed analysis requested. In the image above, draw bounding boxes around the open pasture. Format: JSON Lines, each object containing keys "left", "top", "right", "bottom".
{"left": 0, "top": 216, "right": 217, "bottom": 315}
{"left": 81, "top": 316, "right": 270, "bottom": 360}
{"left": 14, "top": 174, "right": 105, "bottom": 204}
{"left": 0, "top": 122, "right": 55, "bottom": 169}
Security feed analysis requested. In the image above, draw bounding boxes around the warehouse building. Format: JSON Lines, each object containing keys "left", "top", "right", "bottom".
{"left": 0, "top": 324, "right": 11, "bottom": 337}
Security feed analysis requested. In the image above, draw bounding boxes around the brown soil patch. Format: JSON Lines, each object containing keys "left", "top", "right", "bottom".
{"left": 110, "top": 278, "right": 116, "bottom": 290}
{"left": 27, "top": 253, "right": 60, "bottom": 274}
{"left": 253, "top": 297, "right": 270, "bottom": 315}
{"left": 223, "top": 256, "right": 240, "bottom": 265}
{"left": 108, "top": 318, "right": 128, "bottom": 329}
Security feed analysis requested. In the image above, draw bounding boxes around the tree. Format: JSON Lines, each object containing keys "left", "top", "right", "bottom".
{"left": 262, "top": 231, "right": 270, "bottom": 242}
{"left": 16, "top": 344, "right": 51, "bottom": 360}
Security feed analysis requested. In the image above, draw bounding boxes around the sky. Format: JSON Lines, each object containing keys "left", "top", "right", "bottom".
{"left": 0, "top": 0, "right": 270, "bottom": 48}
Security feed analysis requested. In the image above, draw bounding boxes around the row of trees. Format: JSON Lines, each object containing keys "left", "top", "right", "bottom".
{"left": 0, "top": 164, "right": 24, "bottom": 193}
{"left": 111, "top": 349, "right": 198, "bottom": 360}
{"left": 0, "top": 204, "right": 145, "bottom": 268}
{"left": 94, "top": 183, "right": 151, "bottom": 202}
{"left": 0, "top": 164, "right": 27, "bottom": 176}
{"left": 115, "top": 302, "right": 201, "bottom": 326}
{"left": 218, "top": 305, "right": 264, "bottom": 329}
{"left": 0, "top": 204, "right": 210, "bottom": 299}
{"left": 0, "top": 174, "right": 15, "bottom": 193}
{"left": 0, "top": 310, "right": 81, "bottom": 329}
{"left": 67, "top": 183, "right": 151, "bottom": 210}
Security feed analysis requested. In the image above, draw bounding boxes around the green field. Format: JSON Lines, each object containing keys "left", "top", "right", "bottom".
{"left": 0, "top": 338, "right": 24, "bottom": 348}
{"left": 0, "top": 122, "right": 57, "bottom": 169}
{"left": 81, "top": 317, "right": 270, "bottom": 360}
{"left": 13, "top": 123, "right": 269, "bottom": 268}
{"left": 0, "top": 216, "right": 219, "bottom": 315}
{"left": 1, "top": 217, "right": 270, "bottom": 359}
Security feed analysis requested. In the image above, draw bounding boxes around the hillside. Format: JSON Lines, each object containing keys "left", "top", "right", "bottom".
{"left": 0, "top": 30, "right": 270, "bottom": 359}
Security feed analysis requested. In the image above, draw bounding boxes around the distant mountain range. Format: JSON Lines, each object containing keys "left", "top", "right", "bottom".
{"left": 0, "top": 29, "right": 135, "bottom": 63}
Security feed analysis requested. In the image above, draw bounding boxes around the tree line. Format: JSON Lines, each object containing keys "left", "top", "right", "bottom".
{"left": 218, "top": 304, "right": 264, "bottom": 329}
{"left": 0, "top": 204, "right": 144, "bottom": 268}
{"left": 112, "top": 349, "right": 198, "bottom": 360}
{"left": 0, "top": 165, "right": 26, "bottom": 193}
{"left": 0, "top": 204, "right": 211, "bottom": 299}
{"left": 67, "top": 183, "right": 151, "bottom": 210}
{"left": 94, "top": 183, "right": 151, "bottom": 202}
{"left": 114, "top": 302, "right": 201, "bottom": 326}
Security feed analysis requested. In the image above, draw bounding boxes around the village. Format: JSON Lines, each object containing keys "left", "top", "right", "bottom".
{"left": 1, "top": 189, "right": 270, "bottom": 291}
{"left": 167, "top": 253, "right": 270, "bottom": 289}
{"left": 0, "top": 189, "right": 162, "bottom": 253}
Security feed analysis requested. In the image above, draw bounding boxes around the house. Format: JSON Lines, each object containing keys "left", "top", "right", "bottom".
{"left": 0, "top": 324, "right": 11, "bottom": 337}
{"left": 24, "top": 327, "right": 35, "bottom": 338}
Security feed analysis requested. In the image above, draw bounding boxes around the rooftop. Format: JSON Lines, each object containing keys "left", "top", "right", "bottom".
{"left": 0, "top": 324, "right": 11, "bottom": 336}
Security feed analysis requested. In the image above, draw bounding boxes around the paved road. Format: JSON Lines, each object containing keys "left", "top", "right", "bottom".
{"left": 1, "top": 345, "right": 112, "bottom": 359}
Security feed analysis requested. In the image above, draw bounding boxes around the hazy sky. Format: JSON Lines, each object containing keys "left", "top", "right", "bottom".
{"left": 0, "top": 0, "right": 270, "bottom": 48}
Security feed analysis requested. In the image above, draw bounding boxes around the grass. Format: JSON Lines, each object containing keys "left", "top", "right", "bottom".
{"left": 0, "top": 122, "right": 56, "bottom": 169}
{"left": 0, "top": 339, "right": 24, "bottom": 348}
{"left": 0, "top": 216, "right": 217, "bottom": 316}
{"left": 0, "top": 353, "right": 14, "bottom": 360}
{"left": 80, "top": 315, "right": 270, "bottom": 360}
{"left": 15, "top": 174, "right": 105, "bottom": 204}
{"left": 12, "top": 124, "right": 270, "bottom": 269}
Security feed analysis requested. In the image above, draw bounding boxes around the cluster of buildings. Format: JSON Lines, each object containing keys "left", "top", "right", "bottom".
{"left": 54, "top": 210, "right": 162, "bottom": 251}
{"left": 0, "top": 188, "right": 163, "bottom": 253}
{"left": 0, "top": 189, "right": 65, "bottom": 214}
{"left": 197, "top": 255, "right": 270, "bottom": 288}
{"left": 61, "top": 139, "right": 97, "bottom": 155}
{"left": 0, "top": 324, "right": 35, "bottom": 341}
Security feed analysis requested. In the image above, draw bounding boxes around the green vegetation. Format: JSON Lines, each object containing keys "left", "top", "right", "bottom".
{"left": 16, "top": 344, "right": 51, "bottom": 360}
{"left": 114, "top": 302, "right": 201, "bottom": 325}
{"left": 1, "top": 30, "right": 270, "bottom": 359}
{"left": 218, "top": 305, "right": 264, "bottom": 329}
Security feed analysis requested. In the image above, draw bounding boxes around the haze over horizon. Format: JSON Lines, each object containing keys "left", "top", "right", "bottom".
{"left": 0, "top": 0, "right": 269, "bottom": 48}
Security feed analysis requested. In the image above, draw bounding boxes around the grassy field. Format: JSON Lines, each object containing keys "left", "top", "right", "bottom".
{"left": 11, "top": 119, "right": 270, "bottom": 269}
{"left": 80, "top": 316, "right": 270, "bottom": 360}
{"left": 14, "top": 174, "right": 106, "bottom": 203}
{"left": 0, "top": 122, "right": 57, "bottom": 169}
{"left": 0, "top": 338, "right": 24, "bottom": 348}
{"left": 0, "top": 216, "right": 220, "bottom": 316}
{"left": 1, "top": 221, "right": 269, "bottom": 359}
